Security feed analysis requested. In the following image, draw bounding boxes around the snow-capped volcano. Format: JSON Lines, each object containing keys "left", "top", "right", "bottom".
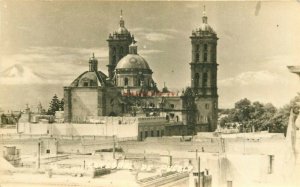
{"left": 0, "top": 64, "right": 46, "bottom": 84}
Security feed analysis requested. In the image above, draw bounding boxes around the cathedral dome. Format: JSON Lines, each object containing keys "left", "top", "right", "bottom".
{"left": 116, "top": 54, "right": 150, "bottom": 70}
{"left": 116, "top": 43, "right": 151, "bottom": 71}
{"left": 70, "top": 54, "right": 107, "bottom": 87}
{"left": 70, "top": 71, "right": 107, "bottom": 87}
{"left": 78, "top": 72, "right": 98, "bottom": 87}
{"left": 114, "top": 43, "right": 155, "bottom": 89}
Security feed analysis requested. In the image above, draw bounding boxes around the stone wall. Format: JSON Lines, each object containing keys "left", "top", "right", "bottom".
{"left": 71, "top": 88, "right": 98, "bottom": 122}
{"left": 18, "top": 117, "right": 140, "bottom": 138}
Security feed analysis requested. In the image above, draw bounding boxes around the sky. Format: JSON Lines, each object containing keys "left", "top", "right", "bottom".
{"left": 0, "top": 0, "right": 300, "bottom": 111}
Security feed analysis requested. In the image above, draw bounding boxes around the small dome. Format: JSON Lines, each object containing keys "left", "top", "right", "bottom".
{"left": 116, "top": 54, "right": 151, "bottom": 70}
{"left": 199, "top": 23, "right": 215, "bottom": 34}
{"left": 192, "top": 8, "right": 216, "bottom": 35}
{"left": 117, "top": 27, "right": 130, "bottom": 35}
{"left": 70, "top": 71, "right": 107, "bottom": 87}
{"left": 78, "top": 72, "right": 98, "bottom": 87}
{"left": 116, "top": 11, "right": 130, "bottom": 35}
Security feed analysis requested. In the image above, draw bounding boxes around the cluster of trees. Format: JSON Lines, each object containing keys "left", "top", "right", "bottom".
{"left": 219, "top": 93, "right": 300, "bottom": 133}
{"left": 47, "top": 94, "right": 64, "bottom": 115}
{"left": 1, "top": 113, "right": 21, "bottom": 125}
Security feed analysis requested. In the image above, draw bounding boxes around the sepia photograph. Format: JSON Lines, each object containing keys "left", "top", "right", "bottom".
{"left": 0, "top": 0, "right": 300, "bottom": 186}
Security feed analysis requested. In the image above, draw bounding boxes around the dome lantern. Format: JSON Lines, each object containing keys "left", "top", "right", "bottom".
{"left": 89, "top": 53, "right": 98, "bottom": 72}
{"left": 202, "top": 5, "right": 208, "bottom": 24}
{"left": 119, "top": 9, "right": 125, "bottom": 27}
{"left": 129, "top": 41, "right": 138, "bottom": 55}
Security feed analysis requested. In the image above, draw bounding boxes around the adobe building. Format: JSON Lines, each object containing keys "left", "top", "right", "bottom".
{"left": 63, "top": 9, "right": 219, "bottom": 133}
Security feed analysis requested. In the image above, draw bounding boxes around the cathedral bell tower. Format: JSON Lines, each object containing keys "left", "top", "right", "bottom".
{"left": 190, "top": 6, "right": 218, "bottom": 132}
{"left": 107, "top": 10, "right": 134, "bottom": 79}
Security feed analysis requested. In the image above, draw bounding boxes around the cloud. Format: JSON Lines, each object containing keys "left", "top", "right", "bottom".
{"left": 130, "top": 28, "right": 151, "bottom": 33}
{"left": 218, "top": 69, "right": 299, "bottom": 108}
{"left": 131, "top": 27, "right": 177, "bottom": 43}
{"left": 139, "top": 49, "right": 164, "bottom": 55}
{"left": 145, "top": 33, "right": 173, "bottom": 42}
{"left": 219, "top": 70, "right": 283, "bottom": 87}
{"left": 0, "top": 46, "right": 109, "bottom": 85}
{"left": 185, "top": 3, "right": 201, "bottom": 9}
{"left": 260, "top": 55, "right": 300, "bottom": 72}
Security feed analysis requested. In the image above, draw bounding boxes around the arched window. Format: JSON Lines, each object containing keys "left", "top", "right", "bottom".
{"left": 124, "top": 77, "right": 129, "bottom": 86}
{"left": 112, "top": 47, "right": 116, "bottom": 54}
{"left": 194, "top": 73, "right": 199, "bottom": 87}
{"left": 195, "top": 53, "right": 199, "bottom": 62}
{"left": 204, "top": 52, "right": 208, "bottom": 62}
{"left": 204, "top": 116, "right": 208, "bottom": 123}
{"left": 203, "top": 72, "right": 208, "bottom": 87}
{"left": 204, "top": 44, "right": 208, "bottom": 62}
{"left": 137, "top": 79, "right": 141, "bottom": 86}
{"left": 196, "top": 44, "right": 199, "bottom": 51}
{"left": 112, "top": 55, "right": 116, "bottom": 64}
{"left": 204, "top": 44, "right": 208, "bottom": 51}
{"left": 119, "top": 47, "right": 124, "bottom": 59}
{"left": 205, "top": 103, "right": 209, "bottom": 109}
{"left": 166, "top": 115, "right": 170, "bottom": 121}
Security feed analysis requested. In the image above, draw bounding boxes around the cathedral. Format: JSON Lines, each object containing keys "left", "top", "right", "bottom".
{"left": 63, "top": 9, "right": 218, "bottom": 133}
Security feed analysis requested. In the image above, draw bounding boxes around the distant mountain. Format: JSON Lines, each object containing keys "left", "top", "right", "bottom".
{"left": 0, "top": 64, "right": 47, "bottom": 84}
{"left": 0, "top": 64, "right": 64, "bottom": 110}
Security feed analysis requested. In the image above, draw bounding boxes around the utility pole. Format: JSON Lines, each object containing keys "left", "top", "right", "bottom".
{"left": 37, "top": 142, "right": 40, "bottom": 169}
{"left": 113, "top": 135, "right": 116, "bottom": 159}
{"left": 198, "top": 157, "right": 201, "bottom": 187}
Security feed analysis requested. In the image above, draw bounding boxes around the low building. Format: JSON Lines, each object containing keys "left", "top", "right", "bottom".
{"left": 18, "top": 116, "right": 186, "bottom": 141}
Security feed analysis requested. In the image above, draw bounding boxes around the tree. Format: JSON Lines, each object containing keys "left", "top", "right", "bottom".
{"left": 268, "top": 93, "right": 300, "bottom": 134}
{"left": 221, "top": 98, "right": 279, "bottom": 132}
{"left": 47, "top": 94, "right": 60, "bottom": 115}
{"left": 219, "top": 116, "right": 230, "bottom": 128}
{"left": 252, "top": 102, "right": 277, "bottom": 132}
{"left": 60, "top": 98, "right": 64, "bottom": 111}
{"left": 231, "top": 98, "right": 254, "bottom": 131}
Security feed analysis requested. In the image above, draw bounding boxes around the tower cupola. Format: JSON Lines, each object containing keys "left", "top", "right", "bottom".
{"left": 107, "top": 10, "right": 134, "bottom": 79}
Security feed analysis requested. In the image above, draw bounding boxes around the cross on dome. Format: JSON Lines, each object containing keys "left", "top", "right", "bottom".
{"left": 120, "top": 9, "right": 125, "bottom": 27}
{"left": 202, "top": 5, "right": 208, "bottom": 24}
